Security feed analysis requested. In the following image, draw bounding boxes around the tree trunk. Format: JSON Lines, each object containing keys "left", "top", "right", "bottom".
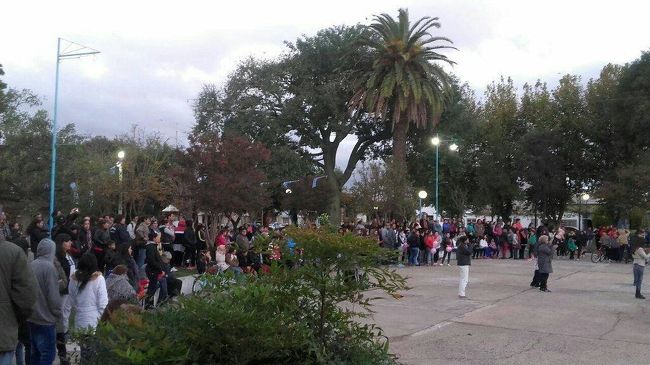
{"left": 392, "top": 120, "right": 408, "bottom": 166}
{"left": 327, "top": 177, "right": 341, "bottom": 228}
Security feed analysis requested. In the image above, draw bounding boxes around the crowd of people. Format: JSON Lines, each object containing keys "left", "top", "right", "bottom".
{"left": 1, "top": 209, "right": 649, "bottom": 365}
{"left": 0, "top": 209, "right": 270, "bottom": 365}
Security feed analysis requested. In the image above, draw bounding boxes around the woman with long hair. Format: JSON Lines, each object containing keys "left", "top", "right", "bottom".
{"left": 64, "top": 253, "right": 108, "bottom": 331}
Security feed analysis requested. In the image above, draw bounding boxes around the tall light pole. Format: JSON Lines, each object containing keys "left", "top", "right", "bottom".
{"left": 430, "top": 135, "right": 458, "bottom": 220}
{"left": 49, "top": 38, "right": 100, "bottom": 231}
{"left": 579, "top": 193, "right": 590, "bottom": 231}
{"left": 418, "top": 190, "right": 428, "bottom": 217}
{"left": 117, "top": 150, "right": 125, "bottom": 215}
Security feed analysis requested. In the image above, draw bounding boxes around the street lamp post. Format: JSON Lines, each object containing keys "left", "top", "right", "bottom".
{"left": 430, "top": 135, "right": 458, "bottom": 220}
{"left": 579, "top": 193, "right": 590, "bottom": 231}
{"left": 418, "top": 190, "right": 428, "bottom": 217}
{"left": 49, "top": 38, "right": 100, "bottom": 231}
{"left": 117, "top": 151, "right": 125, "bottom": 215}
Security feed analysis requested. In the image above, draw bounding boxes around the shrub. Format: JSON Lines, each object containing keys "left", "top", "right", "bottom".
{"left": 78, "top": 228, "right": 407, "bottom": 364}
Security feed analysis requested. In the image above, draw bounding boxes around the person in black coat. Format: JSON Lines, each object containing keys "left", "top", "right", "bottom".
{"left": 456, "top": 236, "right": 472, "bottom": 299}
{"left": 27, "top": 217, "right": 49, "bottom": 254}
{"left": 144, "top": 231, "right": 167, "bottom": 304}
{"left": 183, "top": 220, "right": 197, "bottom": 269}
{"left": 109, "top": 214, "right": 131, "bottom": 246}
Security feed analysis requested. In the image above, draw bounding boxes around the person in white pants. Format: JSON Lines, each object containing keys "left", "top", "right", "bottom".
{"left": 456, "top": 236, "right": 472, "bottom": 299}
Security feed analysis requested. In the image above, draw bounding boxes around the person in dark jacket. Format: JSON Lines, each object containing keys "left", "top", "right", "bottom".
{"left": 109, "top": 215, "right": 131, "bottom": 246}
{"left": 115, "top": 243, "right": 140, "bottom": 287}
{"left": 406, "top": 229, "right": 420, "bottom": 266}
{"left": 54, "top": 234, "right": 75, "bottom": 365}
{"left": 456, "top": 236, "right": 472, "bottom": 299}
{"left": 184, "top": 220, "right": 197, "bottom": 269}
{"left": 27, "top": 217, "right": 49, "bottom": 255}
{"left": 145, "top": 231, "right": 168, "bottom": 305}
{"left": 536, "top": 235, "right": 554, "bottom": 292}
{"left": 0, "top": 238, "right": 37, "bottom": 364}
{"left": 93, "top": 219, "right": 111, "bottom": 272}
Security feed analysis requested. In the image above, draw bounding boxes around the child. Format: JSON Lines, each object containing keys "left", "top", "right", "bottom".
{"left": 479, "top": 236, "right": 488, "bottom": 258}
{"left": 472, "top": 237, "right": 482, "bottom": 259}
{"left": 527, "top": 233, "right": 537, "bottom": 260}
{"left": 489, "top": 238, "right": 498, "bottom": 258}
{"left": 567, "top": 236, "right": 578, "bottom": 260}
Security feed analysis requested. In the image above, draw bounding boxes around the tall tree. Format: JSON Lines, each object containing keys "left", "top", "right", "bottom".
{"left": 199, "top": 26, "right": 390, "bottom": 225}
{"left": 408, "top": 79, "right": 482, "bottom": 217}
{"left": 182, "top": 133, "right": 271, "bottom": 228}
{"left": 475, "top": 77, "right": 522, "bottom": 219}
{"left": 351, "top": 8, "right": 454, "bottom": 167}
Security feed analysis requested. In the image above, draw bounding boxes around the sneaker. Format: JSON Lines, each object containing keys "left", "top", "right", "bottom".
{"left": 636, "top": 294, "right": 646, "bottom": 299}
{"left": 397, "top": 263, "right": 405, "bottom": 268}
{"left": 439, "top": 263, "right": 443, "bottom": 266}
{"left": 446, "top": 263, "right": 450, "bottom": 266}
{"left": 540, "top": 288, "right": 551, "bottom": 293}
{"left": 170, "top": 267, "right": 178, "bottom": 272}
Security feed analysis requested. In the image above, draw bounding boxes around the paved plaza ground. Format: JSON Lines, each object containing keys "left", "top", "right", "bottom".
{"left": 367, "top": 259, "right": 650, "bottom": 365}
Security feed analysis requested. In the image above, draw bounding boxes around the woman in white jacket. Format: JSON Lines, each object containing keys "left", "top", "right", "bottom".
{"left": 65, "top": 253, "right": 109, "bottom": 331}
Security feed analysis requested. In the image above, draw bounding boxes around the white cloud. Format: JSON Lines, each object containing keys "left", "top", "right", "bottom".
{"left": 2, "top": 0, "right": 650, "bottom": 170}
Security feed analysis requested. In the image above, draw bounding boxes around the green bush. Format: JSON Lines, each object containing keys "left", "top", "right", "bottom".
{"left": 78, "top": 228, "right": 407, "bottom": 364}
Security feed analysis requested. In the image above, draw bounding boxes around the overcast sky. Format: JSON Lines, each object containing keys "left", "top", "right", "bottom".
{"left": 2, "top": 0, "right": 649, "bottom": 168}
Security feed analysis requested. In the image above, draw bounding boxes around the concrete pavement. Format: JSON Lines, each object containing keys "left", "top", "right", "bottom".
{"left": 366, "top": 259, "right": 650, "bottom": 365}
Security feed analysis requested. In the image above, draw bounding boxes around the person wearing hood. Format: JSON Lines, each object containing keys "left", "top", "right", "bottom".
{"left": 28, "top": 238, "right": 63, "bottom": 365}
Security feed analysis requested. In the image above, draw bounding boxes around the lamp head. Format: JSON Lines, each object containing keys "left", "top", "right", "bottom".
{"left": 431, "top": 136, "right": 440, "bottom": 146}
{"left": 581, "top": 193, "right": 590, "bottom": 201}
{"left": 117, "top": 150, "right": 125, "bottom": 160}
{"left": 418, "top": 190, "right": 428, "bottom": 199}
{"left": 449, "top": 143, "right": 459, "bottom": 152}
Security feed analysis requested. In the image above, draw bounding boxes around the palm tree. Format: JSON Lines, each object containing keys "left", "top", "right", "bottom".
{"left": 350, "top": 8, "right": 455, "bottom": 166}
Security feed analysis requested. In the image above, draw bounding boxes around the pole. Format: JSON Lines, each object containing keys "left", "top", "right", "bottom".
{"left": 578, "top": 198, "right": 582, "bottom": 231}
{"left": 419, "top": 198, "right": 422, "bottom": 217}
{"left": 118, "top": 161, "right": 123, "bottom": 215}
{"left": 49, "top": 38, "right": 61, "bottom": 232}
{"left": 435, "top": 143, "right": 439, "bottom": 220}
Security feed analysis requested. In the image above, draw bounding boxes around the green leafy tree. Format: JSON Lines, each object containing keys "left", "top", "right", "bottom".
{"left": 408, "top": 79, "right": 482, "bottom": 217}
{"left": 474, "top": 77, "right": 522, "bottom": 219}
{"left": 351, "top": 8, "right": 454, "bottom": 167}
{"left": 518, "top": 76, "right": 592, "bottom": 223}
{"left": 198, "top": 26, "right": 391, "bottom": 226}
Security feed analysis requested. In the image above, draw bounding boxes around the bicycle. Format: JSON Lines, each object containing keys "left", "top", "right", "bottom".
{"left": 590, "top": 245, "right": 610, "bottom": 263}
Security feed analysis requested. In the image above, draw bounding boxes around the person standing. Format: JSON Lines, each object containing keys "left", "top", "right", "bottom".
{"left": 457, "top": 236, "right": 472, "bottom": 299}
{"left": 134, "top": 217, "right": 150, "bottom": 268}
{"left": 536, "top": 235, "right": 553, "bottom": 292}
{"left": 55, "top": 234, "right": 76, "bottom": 365}
{"left": 407, "top": 229, "right": 420, "bottom": 266}
{"left": 28, "top": 239, "right": 63, "bottom": 365}
{"left": 126, "top": 216, "right": 138, "bottom": 241}
{"left": 92, "top": 219, "right": 111, "bottom": 272}
{"left": 632, "top": 235, "right": 650, "bottom": 299}
{"left": 0, "top": 236, "right": 37, "bottom": 365}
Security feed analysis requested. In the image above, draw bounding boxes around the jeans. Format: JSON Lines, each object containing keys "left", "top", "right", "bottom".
{"left": 28, "top": 322, "right": 56, "bottom": 365}
{"left": 426, "top": 249, "right": 434, "bottom": 265}
{"left": 633, "top": 264, "right": 644, "bottom": 290}
{"left": 458, "top": 265, "right": 469, "bottom": 297}
{"left": 409, "top": 247, "right": 420, "bottom": 265}
{"left": 0, "top": 351, "right": 14, "bottom": 365}
{"left": 136, "top": 247, "right": 147, "bottom": 268}
{"left": 15, "top": 342, "right": 25, "bottom": 365}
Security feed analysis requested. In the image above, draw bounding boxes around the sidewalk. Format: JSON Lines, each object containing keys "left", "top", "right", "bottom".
{"left": 368, "top": 259, "right": 649, "bottom": 364}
